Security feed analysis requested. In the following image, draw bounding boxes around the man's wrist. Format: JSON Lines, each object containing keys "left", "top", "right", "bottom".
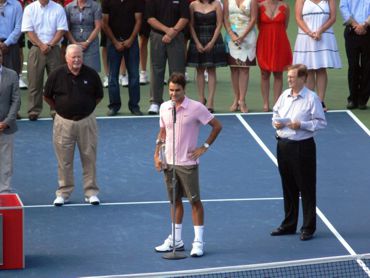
{"left": 203, "top": 143, "right": 210, "bottom": 149}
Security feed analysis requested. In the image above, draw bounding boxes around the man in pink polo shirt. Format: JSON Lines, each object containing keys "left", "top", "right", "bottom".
{"left": 153, "top": 72, "right": 222, "bottom": 257}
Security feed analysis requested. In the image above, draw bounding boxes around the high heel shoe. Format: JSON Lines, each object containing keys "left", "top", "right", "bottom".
{"left": 229, "top": 102, "right": 238, "bottom": 112}
{"left": 238, "top": 100, "right": 248, "bottom": 113}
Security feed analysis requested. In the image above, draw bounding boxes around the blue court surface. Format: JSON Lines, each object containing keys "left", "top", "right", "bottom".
{"left": 2, "top": 111, "right": 370, "bottom": 278}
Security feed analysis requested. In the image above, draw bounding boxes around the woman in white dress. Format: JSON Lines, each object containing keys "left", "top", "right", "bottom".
{"left": 224, "top": 0, "right": 258, "bottom": 113}
{"left": 294, "top": 0, "right": 341, "bottom": 111}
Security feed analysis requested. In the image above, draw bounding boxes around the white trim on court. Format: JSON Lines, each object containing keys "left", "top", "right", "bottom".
{"left": 23, "top": 197, "right": 283, "bottom": 209}
{"left": 345, "top": 110, "right": 370, "bottom": 136}
{"left": 236, "top": 113, "right": 370, "bottom": 277}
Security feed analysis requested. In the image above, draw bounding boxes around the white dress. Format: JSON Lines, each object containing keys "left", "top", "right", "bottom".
{"left": 225, "top": 0, "right": 257, "bottom": 66}
{"left": 293, "top": 0, "right": 341, "bottom": 69}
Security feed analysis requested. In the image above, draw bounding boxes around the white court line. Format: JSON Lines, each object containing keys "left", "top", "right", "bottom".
{"left": 236, "top": 113, "right": 370, "bottom": 277}
{"left": 23, "top": 197, "right": 283, "bottom": 209}
{"left": 345, "top": 110, "right": 370, "bottom": 136}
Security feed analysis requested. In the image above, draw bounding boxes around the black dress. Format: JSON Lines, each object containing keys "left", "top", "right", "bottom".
{"left": 187, "top": 11, "right": 227, "bottom": 68}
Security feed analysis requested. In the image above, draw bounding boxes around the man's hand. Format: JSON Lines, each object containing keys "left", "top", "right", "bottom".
{"left": 40, "top": 43, "right": 51, "bottom": 55}
{"left": 189, "top": 146, "right": 207, "bottom": 160}
{"left": 0, "top": 42, "right": 9, "bottom": 54}
{"left": 114, "top": 40, "right": 125, "bottom": 52}
{"left": 0, "top": 122, "right": 9, "bottom": 132}
{"left": 287, "top": 121, "right": 301, "bottom": 130}
{"left": 154, "top": 155, "right": 162, "bottom": 172}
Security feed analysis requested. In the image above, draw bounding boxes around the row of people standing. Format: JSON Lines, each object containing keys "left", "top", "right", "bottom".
{"left": 1, "top": 0, "right": 369, "bottom": 119}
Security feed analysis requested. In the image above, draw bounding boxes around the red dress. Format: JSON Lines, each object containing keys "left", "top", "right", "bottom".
{"left": 256, "top": 4, "right": 292, "bottom": 72}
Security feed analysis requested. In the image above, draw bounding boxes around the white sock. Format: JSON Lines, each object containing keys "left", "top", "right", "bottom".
{"left": 172, "top": 223, "right": 182, "bottom": 241}
{"left": 194, "top": 225, "right": 204, "bottom": 242}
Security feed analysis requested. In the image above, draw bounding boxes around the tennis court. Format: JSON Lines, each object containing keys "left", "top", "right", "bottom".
{"left": 1, "top": 110, "right": 370, "bottom": 278}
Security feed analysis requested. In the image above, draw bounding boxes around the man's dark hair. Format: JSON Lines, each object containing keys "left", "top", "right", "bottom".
{"left": 168, "top": 72, "right": 186, "bottom": 89}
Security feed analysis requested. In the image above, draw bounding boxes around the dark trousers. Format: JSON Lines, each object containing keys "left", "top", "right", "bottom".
{"left": 344, "top": 26, "right": 370, "bottom": 106}
{"left": 2, "top": 43, "right": 21, "bottom": 75}
{"left": 107, "top": 39, "right": 140, "bottom": 112}
{"left": 277, "top": 137, "right": 316, "bottom": 234}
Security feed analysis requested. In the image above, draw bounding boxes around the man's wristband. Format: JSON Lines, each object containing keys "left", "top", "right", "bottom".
{"left": 156, "top": 139, "right": 164, "bottom": 145}
{"left": 203, "top": 143, "right": 210, "bottom": 149}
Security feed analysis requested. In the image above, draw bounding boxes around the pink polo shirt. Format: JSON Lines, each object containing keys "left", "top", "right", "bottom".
{"left": 159, "top": 96, "right": 214, "bottom": 166}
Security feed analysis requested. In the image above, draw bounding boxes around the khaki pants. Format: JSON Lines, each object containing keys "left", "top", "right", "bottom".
{"left": 53, "top": 114, "right": 99, "bottom": 198}
{"left": 0, "top": 133, "right": 14, "bottom": 193}
{"left": 27, "top": 46, "right": 61, "bottom": 115}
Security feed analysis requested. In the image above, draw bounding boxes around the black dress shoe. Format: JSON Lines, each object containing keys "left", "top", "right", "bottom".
{"left": 358, "top": 103, "right": 367, "bottom": 110}
{"left": 346, "top": 101, "right": 357, "bottom": 110}
{"left": 130, "top": 108, "right": 143, "bottom": 116}
{"left": 28, "top": 114, "right": 38, "bottom": 121}
{"left": 300, "top": 231, "right": 314, "bottom": 241}
{"left": 271, "top": 227, "right": 296, "bottom": 236}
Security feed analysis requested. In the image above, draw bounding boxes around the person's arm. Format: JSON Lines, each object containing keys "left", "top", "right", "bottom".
{"left": 154, "top": 127, "right": 166, "bottom": 171}
{"left": 284, "top": 2, "right": 290, "bottom": 30}
{"left": 314, "top": 0, "right": 336, "bottom": 40}
{"left": 0, "top": 72, "right": 21, "bottom": 131}
{"left": 188, "top": 2, "right": 204, "bottom": 53}
{"left": 339, "top": 0, "right": 354, "bottom": 25}
{"left": 204, "top": 2, "right": 223, "bottom": 52}
{"left": 80, "top": 4, "right": 102, "bottom": 50}
{"left": 189, "top": 117, "right": 222, "bottom": 160}
{"left": 239, "top": 0, "right": 257, "bottom": 42}
{"left": 4, "top": 1, "right": 23, "bottom": 47}
{"left": 161, "top": 18, "right": 189, "bottom": 44}
{"left": 123, "top": 12, "right": 142, "bottom": 49}
{"left": 48, "top": 5, "right": 68, "bottom": 47}
{"left": 223, "top": 0, "right": 238, "bottom": 43}
{"left": 295, "top": 0, "right": 314, "bottom": 38}
{"left": 102, "top": 13, "right": 125, "bottom": 51}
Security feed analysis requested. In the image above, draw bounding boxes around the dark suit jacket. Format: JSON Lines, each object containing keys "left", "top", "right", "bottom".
{"left": 0, "top": 66, "right": 21, "bottom": 134}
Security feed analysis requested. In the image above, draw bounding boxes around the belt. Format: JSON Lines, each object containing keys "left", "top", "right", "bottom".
{"left": 58, "top": 113, "right": 88, "bottom": 121}
{"left": 275, "top": 135, "right": 313, "bottom": 143}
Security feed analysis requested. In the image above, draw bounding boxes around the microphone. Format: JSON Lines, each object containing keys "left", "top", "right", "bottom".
{"left": 171, "top": 101, "right": 176, "bottom": 123}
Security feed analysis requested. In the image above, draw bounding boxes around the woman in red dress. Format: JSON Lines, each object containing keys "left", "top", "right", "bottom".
{"left": 256, "top": 0, "right": 292, "bottom": 112}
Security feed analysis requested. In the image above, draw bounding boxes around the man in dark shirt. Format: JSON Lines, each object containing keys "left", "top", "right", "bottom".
{"left": 101, "top": 0, "right": 143, "bottom": 116}
{"left": 146, "top": 0, "right": 189, "bottom": 115}
{"left": 44, "top": 44, "right": 103, "bottom": 206}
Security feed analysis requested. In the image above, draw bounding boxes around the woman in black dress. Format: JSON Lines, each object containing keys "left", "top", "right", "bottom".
{"left": 187, "top": 0, "right": 227, "bottom": 113}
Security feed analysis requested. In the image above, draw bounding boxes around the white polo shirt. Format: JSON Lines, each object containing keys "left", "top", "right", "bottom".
{"left": 21, "top": 0, "right": 68, "bottom": 44}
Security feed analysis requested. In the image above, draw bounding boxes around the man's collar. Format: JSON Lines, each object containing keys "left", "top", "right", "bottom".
{"left": 72, "top": 0, "right": 92, "bottom": 8}
{"left": 288, "top": 86, "right": 307, "bottom": 98}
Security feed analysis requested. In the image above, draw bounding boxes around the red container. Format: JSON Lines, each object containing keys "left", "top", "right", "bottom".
{"left": 0, "top": 193, "right": 24, "bottom": 269}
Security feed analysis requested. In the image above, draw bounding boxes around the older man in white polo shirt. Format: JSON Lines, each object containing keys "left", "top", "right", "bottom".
{"left": 21, "top": 0, "right": 68, "bottom": 120}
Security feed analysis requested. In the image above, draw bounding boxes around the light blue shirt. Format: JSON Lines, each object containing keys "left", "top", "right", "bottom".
{"left": 339, "top": 0, "right": 370, "bottom": 25}
{"left": 0, "top": 0, "right": 23, "bottom": 46}
{"left": 272, "top": 86, "right": 327, "bottom": 141}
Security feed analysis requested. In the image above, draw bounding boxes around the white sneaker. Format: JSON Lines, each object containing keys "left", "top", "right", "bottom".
{"left": 148, "top": 103, "right": 159, "bottom": 115}
{"left": 120, "top": 74, "right": 129, "bottom": 87}
{"left": 155, "top": 235, "right": 185, "bottom": 252}
{"left": 53, "top": 196, "right": 69, "bottom": 206}
{"left": 19, "top": 75, "right": 28, "bottom": 89}
{"left": 85, "top": 195, "right": 100, "bottom": 205}
{"left": 103, "top": 76, "right": 109, "bottom": 88}
{"left": 140, "top": 70, "right": 148, "bottom": 84}
{"left": 190, "top": 241, "right": 204, "bottom": 257}
{"left": 185, "top": 71, "right": 190, "bottom": 82}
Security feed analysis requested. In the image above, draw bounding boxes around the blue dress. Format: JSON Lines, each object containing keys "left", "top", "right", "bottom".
{"left": 65, "top": 0, "right": 102, "bottom": 72}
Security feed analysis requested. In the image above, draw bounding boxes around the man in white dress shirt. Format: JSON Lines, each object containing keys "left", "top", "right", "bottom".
{"left": 21, "top": 0, "right": 68, "bottom": 120}
{"left": 270, "top": 64, "right": 327, "bottom": 241}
